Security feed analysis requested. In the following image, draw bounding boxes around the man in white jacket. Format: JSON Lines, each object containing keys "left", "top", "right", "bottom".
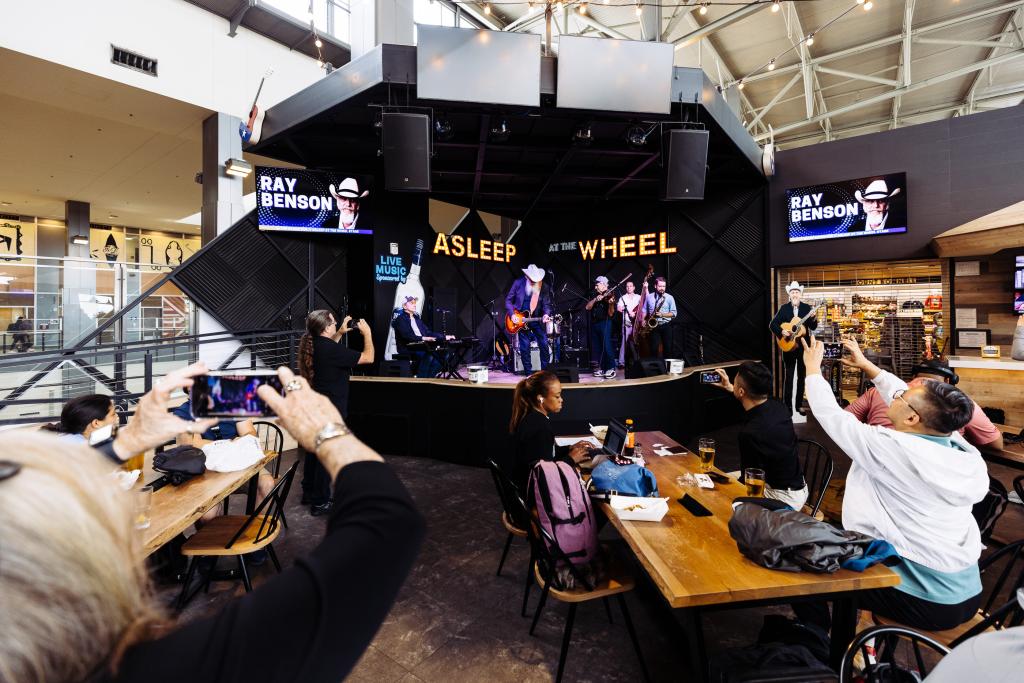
{"left": 797, "top": 335, "right": 989, "bottom": 632}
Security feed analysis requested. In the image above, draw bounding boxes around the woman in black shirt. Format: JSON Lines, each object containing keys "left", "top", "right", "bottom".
{"left": 298, "top": 309, "right": 374, "bottom": 515}
{"left": 508, "top": 370, "right": 593, "bottom": 496}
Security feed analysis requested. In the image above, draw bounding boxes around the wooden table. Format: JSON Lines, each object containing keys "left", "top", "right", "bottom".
{"left": 984, "top": 423, "right": 1024, "bottom": 471}
{"left": 140, "top": 450, "right": 278, "bottom": 556}
{"left": 599, "top": 431, "right": 899, "bottom": 677}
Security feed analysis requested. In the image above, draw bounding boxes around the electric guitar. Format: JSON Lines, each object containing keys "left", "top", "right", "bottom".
{"left": 775, "top": 301, "right": 820, "bottom": 352}
{"left": 239, "top": 69, "right": 273, "bottom": 144}
{"left": 505, "top": 309, "right": 548, "bottom": 334}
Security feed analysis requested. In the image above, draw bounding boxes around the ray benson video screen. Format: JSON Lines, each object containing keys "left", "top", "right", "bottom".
{"left": 787, "top": 172, "right": 907, "bottom": 243}
{"left": 256, "top": 166, "right": 372, "bottom": 235}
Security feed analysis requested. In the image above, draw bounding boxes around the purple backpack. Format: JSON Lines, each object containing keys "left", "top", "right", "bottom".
{"left": 527, "top": 460, "right": 598, "bottom": 567}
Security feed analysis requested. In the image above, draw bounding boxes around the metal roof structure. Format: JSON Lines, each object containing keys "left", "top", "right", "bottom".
{"left": 475, "top": 0, "right": 1024, "bottom": 149}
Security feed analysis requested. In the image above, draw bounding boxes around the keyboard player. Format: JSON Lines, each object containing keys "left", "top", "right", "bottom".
{"left": 392, "top": 295, "right": 455, "bottom": 378}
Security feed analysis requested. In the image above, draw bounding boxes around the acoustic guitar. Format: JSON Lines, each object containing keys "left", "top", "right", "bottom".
{"left": 775, "top": 302, "right": 820, "bottom": 353}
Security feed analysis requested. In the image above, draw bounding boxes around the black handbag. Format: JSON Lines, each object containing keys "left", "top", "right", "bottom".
{"left": 153, "top": 445, "right": 207, "bottom": 486}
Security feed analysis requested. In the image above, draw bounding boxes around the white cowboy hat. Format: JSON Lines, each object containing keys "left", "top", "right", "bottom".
{"left": 522, "top": 264, "right": 546, "bottom": 282}
{"left": 786, "top": 281, "right": 804, "bottom": 293}
{"left": 855, "top": 179, "right": 900, "bottom": 203}
{"left": 594, "top": 275, "right": 609, "bottom": 285}
{"left": 329, "top": 177, "right": 369, "bottom": 200}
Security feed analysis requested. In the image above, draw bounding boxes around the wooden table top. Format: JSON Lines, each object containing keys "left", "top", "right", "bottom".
{"left": 984, "top": 423, "right": 1024, "bottom": 470}
{"left": 139, "top": 450, "right": 278, "bottom": 556}
{"left": 598, "top": 431, "right": 899, "bottom": 609}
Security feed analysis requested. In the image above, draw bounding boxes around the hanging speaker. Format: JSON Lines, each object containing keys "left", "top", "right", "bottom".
{"left": 383, "top": 113, "right": 431, "bottom": 192}
{"left": 663, "top": 129, "right": 709, "bottom": 200}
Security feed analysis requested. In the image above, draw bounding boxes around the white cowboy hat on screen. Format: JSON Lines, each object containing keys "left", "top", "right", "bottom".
{"left": 329, "top": 177, "right": 370, "bottom": 201}
{"left": 855, "top": 179, "right": 900, "bottom": 203}
{"left": 522, "top": 264, "right": 546, "bottom": 282}
{"left": 786, "top": 281, "right": 804, "bottom": 293}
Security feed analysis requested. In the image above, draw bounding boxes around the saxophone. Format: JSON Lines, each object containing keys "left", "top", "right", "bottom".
{"left": 644, "top": 294, "right": 667, "bottom": 331}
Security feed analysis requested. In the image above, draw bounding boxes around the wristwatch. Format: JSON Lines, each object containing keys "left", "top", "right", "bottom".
{"left": 314, "top": 422, "right": 351, "bottom": 451}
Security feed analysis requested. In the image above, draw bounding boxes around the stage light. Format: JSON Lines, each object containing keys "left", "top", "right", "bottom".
{"left": 625, "top": 124, "right": 649, "bottom": 148}
{"left": 573, "top": 123, "right": 593, "bottom": 146}
{"left": 771, "top": 0, "right": 780, "bottom": 12}
{"left": 490, "top": 118, "right": 511, "bottom": 142}
{"left": 434, "top": 116, "right": 454, "bottom": 141}
{"left": 224, "top": 158, "right": 253, "bottom": 178}
{"left": 767, "top": 59, "right": 776, "bottom": 71}
{"left": 699, "top": 2, "right": 708, "bottom": 15}
{"left": 579, "top": 1, "right": 587, "bottom": 15}
{"left": 806, "top": 33, "right": 814, "bottom": 46}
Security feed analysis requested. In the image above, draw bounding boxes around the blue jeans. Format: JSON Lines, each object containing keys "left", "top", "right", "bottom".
{"left": 591, "top": 319, "right": 615, "bottom": 372}
{"left": 412, "top": 350, "right": 441, "bottom": 378}
{"left": 518, "top": 320, "right": 550, "bottom": 374}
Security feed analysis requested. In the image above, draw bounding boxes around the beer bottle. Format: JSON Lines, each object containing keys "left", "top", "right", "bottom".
{"left": 624, "top": 419, "right": 635, "bottom": 455}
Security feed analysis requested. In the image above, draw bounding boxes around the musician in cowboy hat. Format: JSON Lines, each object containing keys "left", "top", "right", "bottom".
{"left": 770, "top": 281, "right": 817, "bottom": 420}
{"left": 854, "top": 179, "right": 901, "bottom": 232}
{"left": 505, "top": 264, "right": 553, "bottom": 375}
{"left": 328, "top": 177, "right": 369, "bottom": 231}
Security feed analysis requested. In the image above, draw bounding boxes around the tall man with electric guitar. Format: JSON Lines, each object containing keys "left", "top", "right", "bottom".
{"left": 769, "top": 281, "right": 818, "bottom": 420}
{"left": 505, "top": 264, "right": 553, "bottom": 375}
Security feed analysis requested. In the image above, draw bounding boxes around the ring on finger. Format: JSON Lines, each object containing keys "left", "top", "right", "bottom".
{"left": 286, "top": 379, "right": 302, "bottom": 393}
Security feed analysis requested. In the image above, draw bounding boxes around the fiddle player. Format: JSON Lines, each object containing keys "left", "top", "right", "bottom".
{"left": 586, "top": 276, "right": 617, "bottom": 379}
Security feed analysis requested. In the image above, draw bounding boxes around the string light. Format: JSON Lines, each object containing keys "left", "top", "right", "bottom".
{"left": 314, "top": 37, "right": 323, "bottom": 48}
{"left": 863, "top": 0, "right": 874, "bottom": 9}
{"left": 699, "top": 2, "right": 709, "bottom": 15}
{"left": 771, "top": 0, "right": 780, "bottom": 12}
{"left": 635, "top": 3, "right": 643, "bottom": 17}
{"left": 527, "top": 0, "right": 535, "bottom": 12}
{"left": 484, "top": 2, "right": 491, "bottom": 15}
{"left": 737, "top": 80, "right": 745, "bottom": 90}
{"left": 579, "top": 1, "right": 587, "bottom": 15}
{"left": 806, "top": 33, "right": 814, "bottom": 46}
{"left": 767, "top": 59, "right": 776, "bottom": 71}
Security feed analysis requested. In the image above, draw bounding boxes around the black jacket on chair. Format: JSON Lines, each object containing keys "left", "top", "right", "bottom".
{"left": 392, "top": 313, "right": 437, "bottom": 355}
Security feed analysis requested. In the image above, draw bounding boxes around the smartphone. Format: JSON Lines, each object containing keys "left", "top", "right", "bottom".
{"left": 665, "top": 445, "right": 687, "bottom": 455}
{"left": 706, "top": 472, "right": 731, "bottom": 485}
{"left": 823, "top": 342, "right": 843, "bottom": 360}
{"left": 190, "top": 371, "right": 284, "bottom": 419}
{"left": 678, "top": 494, "right": 713, "bottom": 517}
{"left": 700, "top": 371, "right": 723, "bottom": 384}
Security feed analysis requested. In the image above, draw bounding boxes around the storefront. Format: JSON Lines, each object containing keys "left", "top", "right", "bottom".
{"left": 775, "top": 259, "right": 949, "bottom": 400}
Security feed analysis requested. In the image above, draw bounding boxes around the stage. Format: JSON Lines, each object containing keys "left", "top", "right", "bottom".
{"left": 348, "top": 361, "right": 749, "bottom": 466}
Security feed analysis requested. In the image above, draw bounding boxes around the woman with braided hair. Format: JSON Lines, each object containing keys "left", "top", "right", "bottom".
{"left": 297, "top": 309, "right": 374, "bottom": 515}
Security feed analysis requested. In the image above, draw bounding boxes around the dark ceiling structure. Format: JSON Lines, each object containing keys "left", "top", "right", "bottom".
{"left": 247, "top": 44, "right": 765, "bottom": 219}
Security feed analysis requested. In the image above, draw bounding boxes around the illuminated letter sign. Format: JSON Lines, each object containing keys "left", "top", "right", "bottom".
{"left": 432, "top": 233, "right": 516, "bottom": 262}
{"left": 578, "top": 231, "right": 676, "bottom": 260}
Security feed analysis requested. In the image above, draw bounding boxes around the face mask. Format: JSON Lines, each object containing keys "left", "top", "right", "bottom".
{"left": 89, "top": 422, "right": 114, "bottom": 445}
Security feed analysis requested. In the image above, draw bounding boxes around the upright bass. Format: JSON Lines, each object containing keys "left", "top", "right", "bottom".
{"left": 628, "top": 265, "right": 655, "bottom": 361}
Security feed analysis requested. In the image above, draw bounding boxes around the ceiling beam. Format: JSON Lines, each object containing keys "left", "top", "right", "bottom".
{"left": 782, "top": 3, "right": 829, "bottom": 135}
{"left": 915, "top": 37, "right": 1022, "bottom": 50}
{"left": 757, "top": 49, "right": 1024, "bottom": 141}
{"left": 574, "top": 13, "right": 630, "bottom": 40}
{"left": 672, "top": 3, "right": 767, "bottom": 50}
{"left": 891, "top": 0, "right": 915, "bottom": 130}
{"left": 815, "top": 65, "right": 900, "bottom": 88}
{"left": 662, "top": 3, "right": 693, "bottom": 42}
{"left": 746, "top": 72, "right": 801, "bottom": 132}
{"left": 741, "top": 0, "right": 1024, "bottom": 86}
{"left": 964, "top": 7, "right": 1023, "bottom": 114}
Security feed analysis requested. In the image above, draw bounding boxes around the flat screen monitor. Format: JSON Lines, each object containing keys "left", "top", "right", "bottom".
{"left": 256, "top": 166, "right": 372, "bottom": 235}
{"left": 1014, "top": 255, "right": 1024, "bottom": 314}
{"left": 786, "top": 172, "right": 907, "bottom": 243}
{"left": 556, "top": 35, "right": 674, "bottom": 114}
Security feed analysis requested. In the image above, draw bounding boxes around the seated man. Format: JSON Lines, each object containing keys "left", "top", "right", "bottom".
{"left": 710, "top": 362, "right": 808, "bottom": 510}
{"left": 392, "top": 295, "right": 453, "bottom": 378}
{"left": 845, "top": 359, "right": 1004, "bottom": 453}
{"left": 799, "top": 336, "right": 989, "bottom": 632}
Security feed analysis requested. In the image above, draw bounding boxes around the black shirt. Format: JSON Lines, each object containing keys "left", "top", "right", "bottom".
{"left": 509, "top": 409, "right": 572, "bottom": 496}
{"left": 590, "top": 290, "right": 613, "bottom": 323}
{"left": 737, "top": 399, "right": 805, "bottom": 490}
{"left": 312, "top": 336, "right": 361, "bottom": 418}
{"left": 103, "top": 461, "right": 425, "bottom": 683}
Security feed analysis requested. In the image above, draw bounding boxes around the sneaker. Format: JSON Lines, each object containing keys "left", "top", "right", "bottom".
{"left": 592, "top": 369, "right": 603, "bottom": 376}
{"left": 791, "top": 412, "right": 807, "bottom": 424}
{"left": 310, "top": 500, "right": 334, "bottom": 516}
{"left": 604, "top": 369, "right": 617, "bottom": 379}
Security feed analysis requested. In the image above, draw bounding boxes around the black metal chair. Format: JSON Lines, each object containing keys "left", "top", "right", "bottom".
{"left": 252, "top": 421, "right": 285, "bottom": 477}
{"left": 177, "top": 460, "right": 298, "bottom": 610}
{"left": 840, "top": 625, "right": 949, "bottom": 682}
{"left": 1013, "top": 474, "right": 1024, "bottom": 506}
{"left": 796, "top": 439, "right": 834, "bottom": 517}
{"left": 972, "top": 476, "right": 1009, "bottom": 544}
{"left": 485, "top": 458, "right": 536, "bottom": 619}
{"left": 523, "top": 517, "right": 650, "bottom": 683}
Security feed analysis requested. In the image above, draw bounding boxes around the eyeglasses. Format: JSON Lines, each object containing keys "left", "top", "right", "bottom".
{"left": 0, "top": 460, "right": 22, "bottom": 481}
{"left": 893, "top": 389, "right": 919, "bottom": 417}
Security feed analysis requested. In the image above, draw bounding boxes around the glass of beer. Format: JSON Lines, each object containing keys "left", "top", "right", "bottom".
{"left": 134, "top": 485, "right": 153, "bottom": 530}
{"left": 697, "top": 438, "right": 715, "bottom": 473}
{"left": 745, "top": 468, "right": 766, "bottom": 497}
{"left": 122, "top": 452, "right": 145, "bottom": 472}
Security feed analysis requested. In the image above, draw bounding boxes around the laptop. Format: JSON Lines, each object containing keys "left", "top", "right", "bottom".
{"left": 587, "top": 419, "right": 629, "bottom": 467}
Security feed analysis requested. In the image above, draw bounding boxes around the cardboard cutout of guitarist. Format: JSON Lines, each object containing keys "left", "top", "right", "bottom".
{"left": 504, "top": 264, "right": 552, "bottom": 375}
{"left": 769, "top": 281, "right": 818, "bottom": 419}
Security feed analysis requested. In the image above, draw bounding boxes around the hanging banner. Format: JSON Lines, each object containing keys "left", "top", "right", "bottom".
{"left": 0, "top": 220, "right": 36, "bottom": 260}
{"left": 89, "top": 226, "right": 124, "bottom": 266}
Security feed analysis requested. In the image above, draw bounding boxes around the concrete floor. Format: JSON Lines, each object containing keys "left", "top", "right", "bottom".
{"left": 158, "top": 415, "right": 1024, "bottom": 682}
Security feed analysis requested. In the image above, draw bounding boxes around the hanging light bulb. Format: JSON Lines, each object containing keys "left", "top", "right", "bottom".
{"left": 579, "top": 1, "right": 587, "bottom": 15}
{"left": 737, "top": 80, "right": 745, "bottom": 91}
{"left": 767, "top": 59, "right": 776, "bottom": 71}
{"left": 314, "top": 37, "right": 323, "bottom": 48}
{"left": 806, "top": 33, "right": 815, "bottom": 46}
{"left": 863, "top": 0, "right": 874, "bottom": 9}
{"left": 484, "top": 2, "right": 491, "bottom": 14}
{"left": 771, "top": 0, "right": 780, "bottom": 12}
{"left": 635, "top": 2, "right": 643, "bottom": 17}
{"left": 699, "top": 2, "right": 708, "bottom": 15}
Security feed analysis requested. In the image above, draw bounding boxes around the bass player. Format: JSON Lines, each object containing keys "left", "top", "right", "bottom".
{"left": 505, "top": 264, "right": 552, "bottom": 375}
{"left": 642, "top": 277, "right": 677, "bottom": 359}
{"left": 769, "top": 280, "right": 817, "bottom": 419}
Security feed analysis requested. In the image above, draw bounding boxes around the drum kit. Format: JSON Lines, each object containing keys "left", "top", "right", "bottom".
{"left": 484, "top": 301, "right": 590, "bottom": 372}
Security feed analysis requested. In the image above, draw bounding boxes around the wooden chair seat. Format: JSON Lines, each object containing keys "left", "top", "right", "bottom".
{"left": 872, "top": 610, "right": 990, "bottom": 647}
{"left": 533, "top": 557, "right": 635, "bottom": 603}
{"left": 502, "top": 511, "right": 528, "bottom": 537}
{"left": 182, "top": 515, "right": 281, "bottom": 556}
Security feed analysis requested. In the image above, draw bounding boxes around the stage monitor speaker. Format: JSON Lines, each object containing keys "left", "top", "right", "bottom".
{"left": 663, "top": 129, "right": 709, "bottom": 200}
{"left": 514, "top": 345, "right": 544, "bottom": 374}
{"left": 379, "top": 360, "right": 412, "bottom": 378}
{"left": 383, "top": 113, "right": 431, "bottom": 192}
{"left": 626, "top": 357, "right": 667, "bottom": 378}
{"left": 551, "top": 365, "right": 579, "bottom": 384}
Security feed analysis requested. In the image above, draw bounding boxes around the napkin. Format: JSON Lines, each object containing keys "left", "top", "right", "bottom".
{"left": 202, "top": 435, "right": 264, "bottom": 472}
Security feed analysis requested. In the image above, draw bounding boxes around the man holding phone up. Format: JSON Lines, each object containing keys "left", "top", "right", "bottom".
{"left": 710, "top": 362, "right": 809, "bottom": 510}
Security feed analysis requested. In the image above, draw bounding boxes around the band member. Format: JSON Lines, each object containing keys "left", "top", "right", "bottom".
{"left": 642, "top": 277, "right": 677, "bottom": 358}
{"left": 586, "top": 276, "right": 617, "bottom": 378}
{"left": 853, "top": 179, "right": 900, "bottom": 232}
{"left": 616, "top": 281, "right": 641, "bottom": 367}
{"left": 505, "top": 264, "right": 553, "bottom": 375}
{"left": 392, "top": 295, "right": 454, "bottom": 378}
{"left": 328, "top": 177, "right": 369, "bottom": 231}
{"left": 769, "top": 281, "right": 817, "bottom": 418}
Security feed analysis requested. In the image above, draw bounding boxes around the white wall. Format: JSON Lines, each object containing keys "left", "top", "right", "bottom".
{"left": 0, "top": 0, "right": 327, "bottom": 116}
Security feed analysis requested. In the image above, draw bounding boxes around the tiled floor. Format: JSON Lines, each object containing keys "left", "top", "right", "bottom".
{"left": 159, "top": 416, "right": 1024, "bottom": 682}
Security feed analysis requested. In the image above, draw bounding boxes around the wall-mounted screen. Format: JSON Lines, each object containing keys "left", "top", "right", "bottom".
{"left": 787, "top": 172, "right": 907, "bottom": 243}
{"left": 1014, "top": 255, "right": 1024, "bottom": 314}
{"left": 556, "top": 35, "right": 674, "bottom": 114}
{"left": 256, "top": 167, "right": 372, "bottom": 235}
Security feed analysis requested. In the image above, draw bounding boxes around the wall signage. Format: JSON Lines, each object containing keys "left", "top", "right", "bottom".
{"left": 256, "top": 166, "right": 373, "bottom": 235}
{"left": 432, "top": 233, "right": 516, "bottom": 262}
{"left": 578, "top": 232, "right": 677, "bottom": 260}
{"left": 548, "top": 242, "right": 579, "bottom": 253}
{"left": 375, "top": 254, "right": 407, "bottom": 283}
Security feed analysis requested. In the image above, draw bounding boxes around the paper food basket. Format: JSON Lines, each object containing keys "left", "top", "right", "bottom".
{"left": 608, "top": 495, "right": 669, "bottom": 522}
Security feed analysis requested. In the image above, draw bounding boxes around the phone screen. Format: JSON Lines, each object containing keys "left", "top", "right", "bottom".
{"left": 823, "top": 342, "right": 842, "bottom": 360}
{"left": 190, "top": 373, "right": 284, "bottom": 419}
{"left": 700, "top": 371, "right": 722, "bottom": 384}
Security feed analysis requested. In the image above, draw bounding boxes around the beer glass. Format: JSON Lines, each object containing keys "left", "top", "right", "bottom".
{"left": 134, "top": 485, "right": 153, "bottom": 530}
{"left": 697, "top": 438, "right": 715, "bottom": 473}
{"left": 744, "top": 468, "right": 766, "bottom": 497}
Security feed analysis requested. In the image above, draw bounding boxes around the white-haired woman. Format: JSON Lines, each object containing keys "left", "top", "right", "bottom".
{"left": 0, "top": 363, "right": 424, "bottom": 683}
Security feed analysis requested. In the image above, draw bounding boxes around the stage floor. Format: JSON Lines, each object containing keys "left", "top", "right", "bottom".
{"left": 477, "top": 368, "right": 627, "bottom": 385}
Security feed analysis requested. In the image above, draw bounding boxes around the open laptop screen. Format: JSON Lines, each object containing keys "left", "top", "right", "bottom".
{"left": 603, "top": 420, "right": 627, "bottom": 457}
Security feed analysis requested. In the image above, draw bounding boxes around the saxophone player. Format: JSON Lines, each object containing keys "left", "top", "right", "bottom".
{"left": 642, "top": 277, "right": 677, "bottom": 358}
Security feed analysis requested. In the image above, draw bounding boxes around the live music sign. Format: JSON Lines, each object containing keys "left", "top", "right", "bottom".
{"left": 578, "top": 232, "right": 677, "bottom": 260}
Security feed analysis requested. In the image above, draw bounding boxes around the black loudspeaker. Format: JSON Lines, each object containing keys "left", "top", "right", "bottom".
{"left": 626, "top": 357, "right": 667, "bottom": 378}
{"left": 663, "top": 129, "right": 709, "bottom": 200}
{"left": 551, "top": 365, "right": 579, "bottom": 384}
{"left": 379, "top": 360, "right": 412, "bottom": 377}
{"left": 383, "top": 113, "right": 431, "bottom": 192}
